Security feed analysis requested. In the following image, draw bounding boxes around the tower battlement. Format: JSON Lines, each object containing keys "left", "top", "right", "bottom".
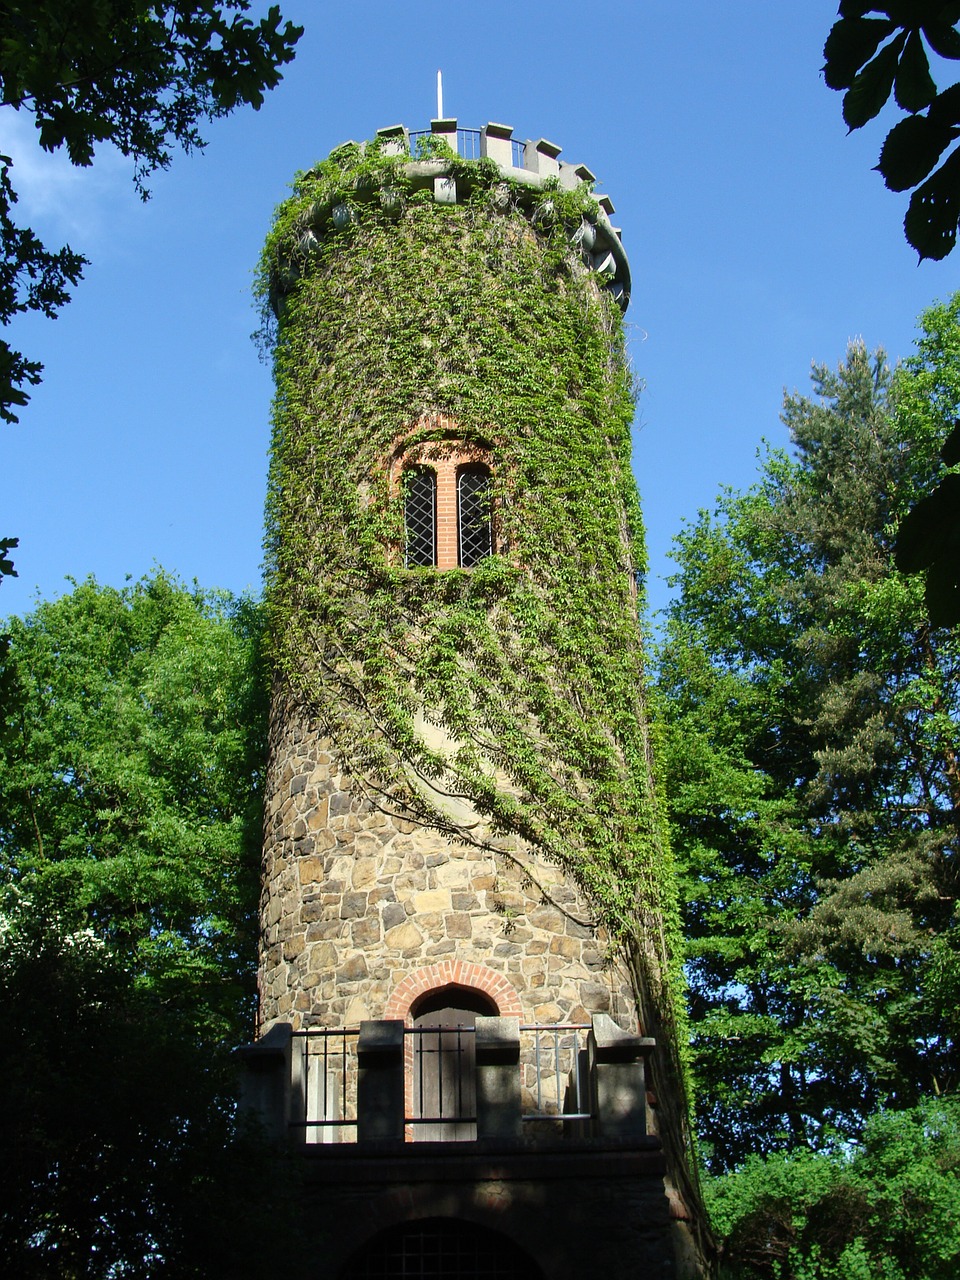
{"left": 265, "top": 119, "right": 630, "bottom": 312}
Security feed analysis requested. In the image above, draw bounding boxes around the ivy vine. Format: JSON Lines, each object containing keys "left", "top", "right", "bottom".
{"left": 257, "top": 137, "right": 700, "bottom": 1209}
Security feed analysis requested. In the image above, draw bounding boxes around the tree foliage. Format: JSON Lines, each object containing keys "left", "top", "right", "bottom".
{"left": 894, "top": 294, "right": 960, "bottom": 623}
{"left": 706, "top": 1096, "right": 960, "bottom": 1280}
{"left": 0, "top": 572, "right": 269, "bottom": 1039}
{"left": 658, "top": 321, "right": 960, "bottom": 1173}
{"left": 0, "top": 899, "right": 303, "bottom": 1279}
{"left": 823, "top": 3, "right": 960, "bottom": 260}
{"left": 0, "top": 573, "right": 285, "bottom": 1275}
{"left": 0, "top": 0, "right": 302, "bottom": 424}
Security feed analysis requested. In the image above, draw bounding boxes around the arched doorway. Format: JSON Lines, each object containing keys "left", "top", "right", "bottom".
{"left": 410, "top": 985, "right": 498, "bottom": 1142}
{"left": 344, "top": 1217, "right": 544, "bottom": 1280}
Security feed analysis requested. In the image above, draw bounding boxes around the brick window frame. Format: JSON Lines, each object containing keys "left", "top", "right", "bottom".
{"left": 390, "top": 417, "right": 494, "bottom": 570}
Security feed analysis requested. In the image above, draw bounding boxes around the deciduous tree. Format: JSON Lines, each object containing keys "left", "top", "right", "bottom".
{"left": 824, "top": 3, "right": 960, "bottom": 261}
{"left": 0, "top": 572, "right": 268, "bottom": 1039}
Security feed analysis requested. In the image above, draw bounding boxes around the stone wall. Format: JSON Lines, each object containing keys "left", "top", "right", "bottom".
{"left": 258, "top": 706, "right": 637, "bottom": 1036}
{"left": 297, "top": 1142, "right": 675, "bottom": 1280}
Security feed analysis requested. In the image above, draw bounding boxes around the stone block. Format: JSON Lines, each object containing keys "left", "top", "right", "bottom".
{"left": 383, "top": 921, "right": 422, "bottom": 950}
{"left": 426, "top": 940, "right": 456, "bottom": 955}
{"left": 357, "top": 1019, "right": 405, "bottom": 1142}
{"left": 338, "top": 952, "right": 369, "bottom": 981}
{"left": 298, "top": 856, "right": 324, "bottom": 884}
{"left": 351, "top": 858, "right": 378, "bottom": 889}
{"left": 352, "top": 916, "right": 381, "bottom": 946}
{"left": 475, "top": 1016, "right": 522, "bottom": 1139}
{"left": 339, "top": 891, "right": 367, "bottom": 919}
{"left": 413, "top": 888, "right": 451, "bottom": 913}
{"left": 381, "top": 903, "right": 405, "bottom": 931}
{"left": 445, "top": 912, "right": 472, "bottom": 938}
{"left": 549, "top": 935, "right": 579, "bottom": 959}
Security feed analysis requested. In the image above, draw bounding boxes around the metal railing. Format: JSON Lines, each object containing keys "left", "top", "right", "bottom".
{"left": 521, "top": 1023, "right": 592, "bottom": 1122}
{"left": 458, "top": 128, "right": 482, "bottom": 159}
{"left": 408, "top": 1023, "right": 477, "bottom": 1139}
{"left": 396, "top": 129, "right": 520, "bottom": 166}
{"left": 289, "top": 1021, "right": 594, "bottom": 1143}
{"left": 292, "top": 1027, "right": 359, "bottom": 1143}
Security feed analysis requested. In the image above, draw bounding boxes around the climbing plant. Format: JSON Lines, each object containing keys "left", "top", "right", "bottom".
{"left": 257, "top": 136, "right": 699, "bottom": 1224}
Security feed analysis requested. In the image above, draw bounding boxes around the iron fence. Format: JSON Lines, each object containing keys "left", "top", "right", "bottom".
{"left": 290, "top": 1021, "right": 594, "bottom": 1142}
{"left": 292, "top": 1026, "right": 359, "bottom": 1143}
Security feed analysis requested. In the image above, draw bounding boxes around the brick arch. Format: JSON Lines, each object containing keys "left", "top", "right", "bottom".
{"left": 384, "top": 961, "right": 523, "bottom": 1022}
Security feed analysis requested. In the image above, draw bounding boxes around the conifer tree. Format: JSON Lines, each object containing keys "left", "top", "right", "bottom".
{"left": 659, "top": 320, "right": 960, "bottom": 1171}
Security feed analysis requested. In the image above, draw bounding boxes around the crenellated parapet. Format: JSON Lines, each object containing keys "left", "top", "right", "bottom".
{"left": 266, "top": 119, "right": 630, "bottom": 313}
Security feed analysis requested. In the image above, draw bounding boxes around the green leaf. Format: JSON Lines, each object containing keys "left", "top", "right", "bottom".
{"left": 929, "top": 81, "right": 960, "bottom": 124}
{"left": 0, "top": 535, "right": 18, "bottom": 580}
{"left": 877, "top": 113, "right": 957, "bottom": 190}
{"left": 925, "top": 547, "right": 960, "bottom": 625}
{"left": 895, "top": 29, "right": 937, "bottom": 112}
{"left": 941, "top": 420, "right": 960, "bottom": 465}
{"left": 922, "top": 19, "right": 960, "bottom": 60}
{"left": 904, "top": 145, "right": 960, "bottom": 257}
{"left": 843, "top": 33, "right": 908, "bottom": 129}
{"left": 895, "top": 473, "right": 960, "bottom": 572}
{"left": 824, "top": 17, "right": 898, "bottom": 90}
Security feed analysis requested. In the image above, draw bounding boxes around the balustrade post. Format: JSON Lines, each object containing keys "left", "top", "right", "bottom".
{"left": 475, "top": 1016, "right": 522, "bottom": 1139}
{"left": 589, "top": 1013, "right": 656, "bottom": 1140}
{"left": 357, "top": 1019, "right": 405, "bottom": 1143}
{"left": 237, "top": 1022, "right": 294, "bottom": 1142}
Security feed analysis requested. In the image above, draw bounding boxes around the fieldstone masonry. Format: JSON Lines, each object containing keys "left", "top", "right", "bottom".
{"left": 246, "top": 118, "right": 709, "bottom": 1278}
{"left": 258, "top": 704, "right": 637, "bottom": 1036}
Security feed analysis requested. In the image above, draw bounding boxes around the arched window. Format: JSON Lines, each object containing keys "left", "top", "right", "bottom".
{"left": 404, "top": 466, "right": 437, "bottom": 567}
{"left": 390, "top": 420, "right": 495, "bottom": 570}
{"left": 456, "top": 464, "right": 492, "bottom": 567}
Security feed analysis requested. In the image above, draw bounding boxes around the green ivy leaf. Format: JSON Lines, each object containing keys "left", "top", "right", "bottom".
{"left": 895, "top": 30, "right": 937, "bottom": 112}
{"left": 877, "top": 114, "right": 957, "bottom": 190}
{"left": 824, "top": 17, "right": 898, "bottom": 91}
{"left": 904, "top": 145, "right": 960, "bottom": 256}
{"left": 843, "top": 34, "right": 908, "bottom": 129}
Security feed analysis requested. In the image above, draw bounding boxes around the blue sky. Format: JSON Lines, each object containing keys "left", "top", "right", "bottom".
{"left": 1, "top": 1, "right": 954, "bottom": 622}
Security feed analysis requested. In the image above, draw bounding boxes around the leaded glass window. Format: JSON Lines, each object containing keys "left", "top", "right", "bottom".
{"left": 404, "top": 467, "right": 436, "bottom": 567}
{"left": 457, "top": 465, "right": 492, "bottom": 567}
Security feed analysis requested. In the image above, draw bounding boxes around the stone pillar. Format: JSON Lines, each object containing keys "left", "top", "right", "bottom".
{"left": 481, "top": 122, "right": 515, "bottom": 169}
{"left": 375, "top": 124, "right": 408, "bottom": 156}
{"left": 237, "top": 1022, "right": 293, "bottom": 1142}
{"left": 523, "top": 137, "right": 562, "bottom": 179}
{"left": 475, "top": 1016, "right": 522, "bottom": 1140}
{"left": 431, "top": 116, "right": 458, "bottom": 152}
{"left": 589, "top": 1013, "right": 655, "bottom": 1140}
{"left": 356, "top": 1019, "right": 405, "bottom": 1143}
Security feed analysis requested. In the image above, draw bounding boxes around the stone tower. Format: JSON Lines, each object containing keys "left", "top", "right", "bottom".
{"left": 244, "top": 120, "right": 709, "bottom": 1280}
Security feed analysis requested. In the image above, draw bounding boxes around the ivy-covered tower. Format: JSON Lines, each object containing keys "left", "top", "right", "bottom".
{"left": 248, "top": 120, "right": 709, "bottom": 1280}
